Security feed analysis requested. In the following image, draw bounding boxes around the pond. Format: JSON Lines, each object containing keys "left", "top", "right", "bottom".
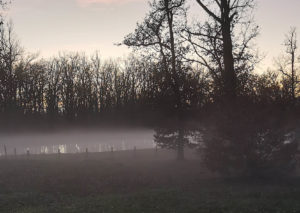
{"left": 0, "top": 128, "right": 155, "bottom": 156}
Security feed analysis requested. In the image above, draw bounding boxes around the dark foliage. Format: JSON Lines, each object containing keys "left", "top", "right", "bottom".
{"left": 0, "top": 0, "right": 299, "bottom": 175}
{"left": 202, "top": 98, "right": 299, "bottom": 176}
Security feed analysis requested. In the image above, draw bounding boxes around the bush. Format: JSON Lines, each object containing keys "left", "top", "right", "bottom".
{"left": 202, "top": 101, "right": 299, "bottom": 177}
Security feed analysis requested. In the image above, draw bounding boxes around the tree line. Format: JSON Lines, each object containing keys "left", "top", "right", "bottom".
{"left": 1, "top": 0, "right": 299, "bottom": 175}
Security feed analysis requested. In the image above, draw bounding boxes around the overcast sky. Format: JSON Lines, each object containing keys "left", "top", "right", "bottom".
{"left": 6, "top": 0, "right": 300, "bottom": 70}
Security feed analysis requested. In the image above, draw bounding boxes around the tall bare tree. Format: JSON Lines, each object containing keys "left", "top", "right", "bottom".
{"left": 123, "top": 0, "right": 191, "bottom": 160}
{"left": 0, "top": 21, "right": 23, "bottom": 115}
{"left": 188, "top": 0, "right": 258, "bottom": 101}
{"left": 277, "top": 27, "right": 299, "bottom": 104}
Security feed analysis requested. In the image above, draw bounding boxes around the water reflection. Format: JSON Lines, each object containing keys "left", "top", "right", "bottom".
{"left": 0, "top": 129, "right": 154, "bottom": 156}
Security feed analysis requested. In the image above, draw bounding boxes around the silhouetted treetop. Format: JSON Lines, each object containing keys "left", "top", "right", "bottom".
{"left": 190, "top": 0, "right": 258, "bottom": 100}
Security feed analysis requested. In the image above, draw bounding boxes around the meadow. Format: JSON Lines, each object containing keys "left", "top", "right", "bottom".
{"left": 1, "top": 149, "right": 300, "bottom": 213}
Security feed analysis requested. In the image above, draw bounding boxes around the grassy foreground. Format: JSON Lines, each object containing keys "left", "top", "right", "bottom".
{"left": 1, "top": 149, "right": 300, "bottom": 213}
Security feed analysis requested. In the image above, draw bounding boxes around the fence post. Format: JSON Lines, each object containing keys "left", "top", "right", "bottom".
{"left": 110, "top": 146, "right": 114, "bottom": 159}
{"left": 4, "top": 145, "right": 7, "bottom": 158}
{"left": 133, "top": 146, "right": 137, "bottom": 157}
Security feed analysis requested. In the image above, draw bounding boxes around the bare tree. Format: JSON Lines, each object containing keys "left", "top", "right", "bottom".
{"left": 187, "top": 0, "right": 258, "bottom": 101}
{"left": 0, "top": 21, "right": 23, "bottom": 115}
{"left": 123, "top": 0, "right": 191, "bottom": 160}
{"left": 277, "top": 27, "right": 299, "bottom": 104}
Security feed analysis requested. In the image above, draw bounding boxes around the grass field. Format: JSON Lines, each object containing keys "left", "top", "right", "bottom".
{"left": 1, "top": 149, "right": 300, "bottom": 213}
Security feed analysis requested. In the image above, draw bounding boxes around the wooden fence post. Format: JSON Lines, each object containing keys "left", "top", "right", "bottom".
{"left": 4, "top": 145, "right": 7, "bottom": 158}
{"left": 110, "top": 146, "right": 114, "bottom": 158}
{"left": 85, "top": 148, "right": 88, "bottom": 159}
{"left": 58, "top": 148, "right": 61, "bottom": 159}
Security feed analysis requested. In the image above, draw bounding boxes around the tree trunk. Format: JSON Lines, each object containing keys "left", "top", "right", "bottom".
{"left": 177, "top": 125, "right": 184, "bottom": 161}
{"left": 291, "top": 48, "right": 296, "bottom": 104}
{"left": 166, "top": 2, "right": 185, "bottom": 160}
{"left": 221, "top": 3, "right": 237, "bottom": 101}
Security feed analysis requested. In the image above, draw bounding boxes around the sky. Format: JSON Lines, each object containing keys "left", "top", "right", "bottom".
{"left": 5, "top": 0, "right": 300, "bottom": 70}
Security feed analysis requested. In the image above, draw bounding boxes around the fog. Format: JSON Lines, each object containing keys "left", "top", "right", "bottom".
{"left": 0, "top": 128, "right": 155, "bottom": 156}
